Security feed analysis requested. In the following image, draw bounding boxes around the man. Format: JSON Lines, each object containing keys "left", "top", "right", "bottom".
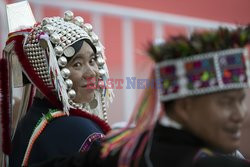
{"left": 34, "top": 26, "right": 250, "bottom": 167}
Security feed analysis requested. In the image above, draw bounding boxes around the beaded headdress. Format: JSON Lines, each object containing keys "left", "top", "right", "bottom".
{"left": 149, "top": 26, "right": 250, "bottom": 102}
{"left": 0, "top": 1, "right": 113, "bottom": 160}
{"left": 155, "top": 48, "right": 250, "bottom": 101}
{"left": 22, "top": 11, "right": 113, "bottom": 116}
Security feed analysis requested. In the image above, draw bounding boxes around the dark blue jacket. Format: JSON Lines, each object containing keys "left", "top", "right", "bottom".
{"left": 10, "top": 98, "right": 105, "bottom": 167}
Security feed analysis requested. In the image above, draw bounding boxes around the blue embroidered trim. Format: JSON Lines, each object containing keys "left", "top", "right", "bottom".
{"left": 79, "top": 133, "right": 104, "bottom": 152}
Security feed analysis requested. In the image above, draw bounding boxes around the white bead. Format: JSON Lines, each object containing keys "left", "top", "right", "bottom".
{"left": 58, "top": 56, "right": 68, "bottom": 67}
{"left": 50, "top": 33, "right": 60, "bottom": 44}
{"left": 43, "top": 25, "right": 54, "bottom": 35}
{"left": 54, "top": 46, "right": 63, "bottom": 56}
{"left": 42, "top": 17, "right": 51, "bottom": 25}
{"left": 61, "top": 36, "right": 67, "bottom": 41}
{"left": 61, "top": 43, "right": 66, "bottom": 48}
{"left": 73, "top": 16, "right": 84, "bottom": 27}
{"left": 84, "top": 23, "right": 93, "bottom": 32}
{"left": 65, "top": 79, "right": 73, "bottom": 89}
{"left": 64, "top": 11, "right": 74, "bottom": 21}
{"left": 75, "top": 35, "right": 80, "bottom": 39}
{"left": 61, "top": 30, "right": 67, "bottom": 35}
{"left": 91, "top": 33, "right": 99, "bottom": 43}
{"left": 68, "top": 89, "right": 76, "bottom": 99}
{"left": 66, "top": 33, "right": 72, "bottom": 38}
{"left": 97, "top": 57, "right": 105, "bottom": 66}
{"left": 99, "top": 69, "right": 105, "bottom": 76}
{"left": 95, "top": 46, "right": 102, "bottom": 54}
{"left": 66, "top": 40, "right": 71, "bottom": 45}
{"left": 61, "top": 68, "right": 71, "bottom": 78}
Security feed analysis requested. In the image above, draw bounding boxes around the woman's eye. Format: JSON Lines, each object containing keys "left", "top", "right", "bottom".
{"left": 89, "top": 58, "right": 96, "bottom": 65}
{"left": 73, "top": 62, "right": 82, "bottom": 68}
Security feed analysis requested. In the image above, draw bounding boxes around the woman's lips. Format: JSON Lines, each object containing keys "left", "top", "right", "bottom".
{"left": 81, "top": 83, "right": 96, "bottom": 89}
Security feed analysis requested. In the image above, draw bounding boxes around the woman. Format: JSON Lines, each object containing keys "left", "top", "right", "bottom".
{"left": 0, "top": 2, "right": 113, "bottom": 166}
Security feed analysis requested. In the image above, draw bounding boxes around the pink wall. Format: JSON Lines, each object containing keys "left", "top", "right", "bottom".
{"left": 91, "top": 0, "right": 250, "bottom": 24}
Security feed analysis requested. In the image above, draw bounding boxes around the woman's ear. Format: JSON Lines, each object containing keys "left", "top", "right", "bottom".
{"left": 173, "top": 97, "right": 193, "bottom": 124}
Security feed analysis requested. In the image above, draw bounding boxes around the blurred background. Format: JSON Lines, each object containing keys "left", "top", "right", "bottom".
{"left": 1, "top": 0, "right": 250, "bottom": 158}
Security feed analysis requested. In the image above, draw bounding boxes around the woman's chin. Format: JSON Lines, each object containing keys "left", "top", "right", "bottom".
{"left": 74, "top": 91, "right": 95, "bottom": 104}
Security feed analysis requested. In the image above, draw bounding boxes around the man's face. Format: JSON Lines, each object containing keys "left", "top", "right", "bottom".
{"left": 183, "top": 89, "right": 248, "bottom": 153}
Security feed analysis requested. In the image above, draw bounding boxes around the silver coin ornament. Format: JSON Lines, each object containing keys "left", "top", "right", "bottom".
{"left": 89, "top": 98, "right": 98, "bottom": 109}
{"left": 64, "top": 46, "right": 75, "bottom": 58}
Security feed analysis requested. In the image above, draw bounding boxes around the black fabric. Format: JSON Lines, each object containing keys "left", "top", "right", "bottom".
{"left": 70, "top": 39, "right": 84, "bottom": 55}
{"left": 9, "top": 98, "right": 104, "bottom": 167}
{"left": 32, "top": 124, "right": 250, "bottom": 167}
{"left": 83, "top": 39, "right": 97, "bottom": 54}
{"left": 64, "top": 39, "right": 97, "bottom": 63}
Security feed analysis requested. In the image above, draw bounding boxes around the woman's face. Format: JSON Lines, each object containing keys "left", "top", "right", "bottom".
{"left": 66, "top": 41, "right": 99, "bottom": 103}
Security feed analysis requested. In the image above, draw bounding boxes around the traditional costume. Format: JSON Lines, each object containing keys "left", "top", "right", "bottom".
{"left": 0, "top": 1, "right": 114, "bottom": 166}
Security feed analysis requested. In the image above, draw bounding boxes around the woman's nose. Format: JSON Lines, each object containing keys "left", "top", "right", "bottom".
{"left": 82, "top": 65, "right": 97, "bottom": 79}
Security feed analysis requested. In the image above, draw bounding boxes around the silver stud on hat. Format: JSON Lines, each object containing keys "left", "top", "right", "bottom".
{"left": 95, "top": 46, "right": 102, "bottom": 55}
{"left": 99, "top": 69, "right": 106, "bottom": 76}
{"left": 50, "top": 33, "right": 60, "bottom": 44}
{"left": 64, "top": 11, "right": 74, "bottom": 21}
{"left": 91, "top": 33, "right": 99, "bottom": 44}
{"left": 61, "top": 68, "right": 71, "bottom": 79}
{"left": 97, "top": 57, "right": 105, "bottom": 66}
{"left": 42, "top": 17, "right": 51, "bottom": 26}
{"left": 58, "top": 56, "right": 68, "bottom": 67}
{"left": 54, "top": 46, "right": 63, "bottom": 56}
{"left": 73, "top": 16, "right": 84, "bottom": 27}
{"left": 65, "top": 79, "right": 73, "bottom": 89}
{"left": 42, "top": 25, "right": 54, "bottom": 35}
{"left": 68, "top": 89, "right": 76, "bottom": 99}
{"left": 84, "top": 23, "right": 93, "bottom": 32}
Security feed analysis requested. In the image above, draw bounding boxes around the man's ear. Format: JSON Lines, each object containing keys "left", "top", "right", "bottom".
{"left": 173, "top": 97, "right": 193, "bottom": 123}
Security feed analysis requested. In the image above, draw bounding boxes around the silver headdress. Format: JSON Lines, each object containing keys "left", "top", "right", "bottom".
{"left": 22, "top": 10, "right": 114, "bottom": 121}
